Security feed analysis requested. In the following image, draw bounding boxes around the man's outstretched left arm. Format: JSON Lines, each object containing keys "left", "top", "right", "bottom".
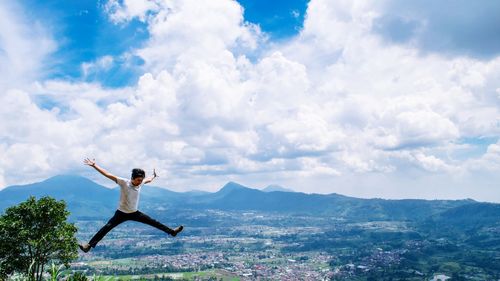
{"left": 144, "top": 169, "right": 157, "bottom": 184}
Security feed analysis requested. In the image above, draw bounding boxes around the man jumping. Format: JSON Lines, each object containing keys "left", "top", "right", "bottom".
{"left": 78, "top": 158, "right": 183, "bottom": 253}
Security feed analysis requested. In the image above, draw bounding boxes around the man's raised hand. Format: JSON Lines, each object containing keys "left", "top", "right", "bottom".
{"left": 84, "top": 158, "right": 96, "bottom": 167}
{"left": 83, "top": 158, "right": 117, "bottom": 183}
{"left": 143, "top": 169, "right": 158, "bottom": 184}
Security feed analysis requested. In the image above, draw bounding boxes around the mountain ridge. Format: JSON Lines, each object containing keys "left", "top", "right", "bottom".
{"left": 0, "top": 175, "right": 492, "bottom": 224}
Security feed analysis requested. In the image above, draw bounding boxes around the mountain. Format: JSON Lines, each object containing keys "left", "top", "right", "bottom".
{"left": 0, "top": 175, "right": 494, "bottom": 224}
{"left": 0, "top": 175, "right": 186, "bottom": 220}
{"left": 0, "top": 175, "right": 112, "bottom": 200}
{"left": 185, "top": 189, "right": 210, "bottom": 196}
{"left": 262, "top": 184, "right": 294, "bottom": 193}
{"left": 218, "top": 181, "right": 250, "bottom": 194}
{"left": 190, "top": 185, "right": 472, "bottom": 221}
{"left": 427, "top": 202, "right": 500, "bottom": 230}
{"left": 0, "top": 175, "right": 118, "bottom": 219}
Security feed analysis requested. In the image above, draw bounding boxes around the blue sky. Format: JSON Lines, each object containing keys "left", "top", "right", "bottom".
{"left": 0, "top": 0, "right": 499, "bottom": 201}
{"left": 21, "top": 0, "right": 149, "bottom": 86}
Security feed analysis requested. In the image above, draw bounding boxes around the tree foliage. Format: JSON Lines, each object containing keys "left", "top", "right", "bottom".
{"left": 0, "top": 196, "right": 78, "bottom": 280}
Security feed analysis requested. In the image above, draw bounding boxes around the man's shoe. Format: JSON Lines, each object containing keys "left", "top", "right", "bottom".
{"left": 171, "top": 225, "right": 184, "bottom": 237}
{"left": 78, "top": 243, "right": 91, "bottom": 253}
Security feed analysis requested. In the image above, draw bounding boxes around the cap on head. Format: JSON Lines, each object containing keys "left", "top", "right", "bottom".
{"left": 131, "top": 168, "right": 145, "bottom": 179}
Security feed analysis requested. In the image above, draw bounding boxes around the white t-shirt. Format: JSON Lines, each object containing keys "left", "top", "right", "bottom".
{"left": 116, "top": 177, "right": 144, "bottom": 213}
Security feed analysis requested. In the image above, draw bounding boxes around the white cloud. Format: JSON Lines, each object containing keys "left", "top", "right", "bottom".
{"left": 131, "top": 0, "right": 262, "bottom": 73}
{"left": 0, "top": 90, "right": 84, "bottom": 183}
{"left": 369, "top": 109, "right": 459, "bottom": 150}
{"left": 81, "top": 55, "right": 115, "bottom": 78}
{"left": 0, "top": 1, "right": 56, "bottom": 92}
{"left": 105, "top": 0, "right": 161, "bottom": 23}
{"left": 31, "top": 80, "right": 133, "bottom": 111}
{"left": 412, "top": 152, "right": 453, "bottom": 172}
{"left": 465, "top": 141, "right": 500, "bottom": 172}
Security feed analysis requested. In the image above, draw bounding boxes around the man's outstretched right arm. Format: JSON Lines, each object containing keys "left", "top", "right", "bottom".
{"left": 83, "top": 158, "right": 118, "bottom": 183}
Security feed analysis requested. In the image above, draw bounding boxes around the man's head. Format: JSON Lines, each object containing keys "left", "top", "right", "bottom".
{"left": 131, "top": 168, "right": 145, "bottom": 186}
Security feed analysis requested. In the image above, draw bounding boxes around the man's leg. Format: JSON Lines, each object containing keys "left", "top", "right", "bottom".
{"left": 130, "top": 211, "right": 183, "bottom": 236}
{"left": 87, "top": 210, "right": 128, "bottom": 248}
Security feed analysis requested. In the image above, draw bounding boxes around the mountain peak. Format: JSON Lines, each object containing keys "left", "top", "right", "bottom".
{"left": 44, "top": 174, "right": 92, "bottom": 182}
{"left": 218, "top": 181, "right": 251, "bottom": 194}
{"left": 263, "top": 184, "right": 294, "bottom": 193}
{"left": 41, "top": 174, "right": 105, "bottom": 188}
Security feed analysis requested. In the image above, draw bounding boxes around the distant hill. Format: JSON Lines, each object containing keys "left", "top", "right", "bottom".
{"left": 426, "top": 202, "right": 500, "bottom": 230}
{"left": 0, "top": 175, "right": 186, "bottom": 220}
{"left": 0, "top": 175, "right": 495, "bottom": 224}
{"left": 262, "top": 184, "right": 295, "bottom": 193}
{"left": 0, "top": 175, "right": 118, "bottom": 219}
{"left": 189, "top": 186, "right": 472, "bottom": 221}
{"left": 184, "top": 189, "right": 210, "bottom": 196}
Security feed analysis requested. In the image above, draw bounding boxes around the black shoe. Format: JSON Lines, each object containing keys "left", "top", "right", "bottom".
{"left": 79, "top": 243, "right": 91, "bottom": 253}
{"left": 171, "top": 225, "right": 184, "bottom": 237}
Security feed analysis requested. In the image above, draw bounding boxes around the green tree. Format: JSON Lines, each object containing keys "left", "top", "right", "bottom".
{"left": 0, "top": 196, "right": 78, "bottom": 281}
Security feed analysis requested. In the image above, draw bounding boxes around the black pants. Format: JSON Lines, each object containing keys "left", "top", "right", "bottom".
{"left": 89, "top": 209, "right": 174, "bottom": 248}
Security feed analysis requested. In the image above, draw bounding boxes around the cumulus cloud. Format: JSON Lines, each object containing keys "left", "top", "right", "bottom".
{"left": 81, "top": 55, "right": 115, "bottom": 78}
{"left": 0, "top": 1, "right": 56, "bottom": 91}
{"left": 0, "top": 0, "right": 499, "bottom": 201}
{"left": 105, "top": 0, "right": 161, "bottom": 23}
{"left": 0, "top": 90, "right": 86, "bottom": 181}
